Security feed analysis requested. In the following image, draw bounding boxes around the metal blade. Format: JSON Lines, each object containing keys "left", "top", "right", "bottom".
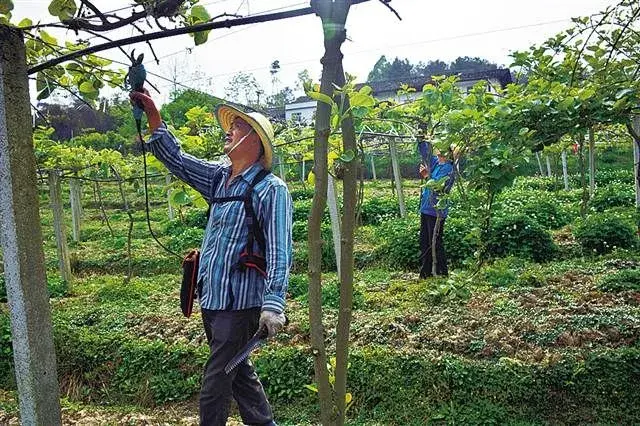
{"left": 224, "top": 328, "right": 268, "bottom": 374}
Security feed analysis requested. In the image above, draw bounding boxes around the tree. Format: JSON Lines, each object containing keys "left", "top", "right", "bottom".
{"left": 161, "top": 88, "right": 223, "bottom": 128}
{"left": 224, "top": 71, "right": 263, "bottom": 107}
{"left": 448, "top": 56, "right": 498, "bottom": 73}
{"left": 266, "top": 86, "right": 295, "bottom": 108}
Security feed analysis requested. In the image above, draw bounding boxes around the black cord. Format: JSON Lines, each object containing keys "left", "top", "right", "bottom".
{"left": 137, "top": 119, "right": 183, "bottom": 259}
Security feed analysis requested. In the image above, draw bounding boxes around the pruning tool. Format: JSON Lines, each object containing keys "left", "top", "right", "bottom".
{"left": 224, "top": 326, "right": 269, "bottom": 374}
{"left": 125, "top": 50, "right": 147, "bottom": 122}
{"left": 418, "top": 140, "right": 432, "bottom": 171}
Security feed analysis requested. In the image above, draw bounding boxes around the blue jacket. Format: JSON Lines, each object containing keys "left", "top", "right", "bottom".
{"left": 420, "top": 154, "right": 455, "bottom": 218}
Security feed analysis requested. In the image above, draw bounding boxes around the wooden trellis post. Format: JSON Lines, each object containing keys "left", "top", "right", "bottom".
{"left": 69, "top": 176, "right": 82, "bottom": 241}
{"left": 389, "top": 138, "right": 406, "bottom": 218}
{"left": 49, "top": 170, "right": 73, "bottom": 283}
{"left": 562, "top": 150, "right": 570, "bottom": 190}
{"left": 0, "top": 25, "right": 62, "bottom": 425}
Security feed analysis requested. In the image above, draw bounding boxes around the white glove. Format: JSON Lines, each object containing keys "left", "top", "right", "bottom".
{"left": 259, "top": 310, "right": 286, "bottom": 338}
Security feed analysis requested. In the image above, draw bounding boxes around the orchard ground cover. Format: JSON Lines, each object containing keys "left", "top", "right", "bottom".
{"left": 1, "top": 166, "right": 639, "bottom": 425}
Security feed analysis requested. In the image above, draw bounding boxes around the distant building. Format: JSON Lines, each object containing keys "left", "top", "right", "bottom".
{"left": 284, "top": 68, "right": 513, "bottom": 124}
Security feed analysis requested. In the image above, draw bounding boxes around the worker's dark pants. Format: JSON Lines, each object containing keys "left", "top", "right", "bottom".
{"left": 419, "top": 213, "right": 448, "bottom": 278}
{"left": 200, "top": 308, "right": 275, "bottom": 426}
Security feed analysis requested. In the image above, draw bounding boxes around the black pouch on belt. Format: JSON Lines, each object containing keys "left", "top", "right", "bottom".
{"left": 181, "top": 249, "right": 200, "bottom": 317}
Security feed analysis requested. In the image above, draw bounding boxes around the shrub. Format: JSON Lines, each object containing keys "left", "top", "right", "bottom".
{"left": 287, "top": 274, "right": 308, "bottom": 298}
{"left": 573, "top": 213, "right": 637, "bottom": 255}
{"left": 589, "top": 183, "right": 635, "bottom": 212}
{"left": 168, "top": 227, "right": 204, "bottom": 253}
{"left": 1, "top": 275, "right": 68, "bottom": 302}
{"left": 292, "top": 221, "right": 307, "bottom": 242}
{"left": 360, "top": 196, "right": 400, "bottom": 225}
{"left": 295, "top": 278, "right": 366, "bottom": 310}
{"left": 487, "top": 214, "right": 557, "bottom": 262}
{"left": 597, "top": 269, "right": 640, "bottom": 292}
{"left": 375, "top": 215, "right": 421, "bottom": 270}
{"left": 292, "top": 224, "right": 336, "bottom": 272}
{"left": 443, "top": 216, "right": 479, "bottom": 267}
{"left": 497, "top": 189, "right": 573, "bottom": 229}
{"left": 293, "top": 199, "right": 312, "bottom": 222}
{"left": 290, "top": 188, "right": 314, "bottom": 201}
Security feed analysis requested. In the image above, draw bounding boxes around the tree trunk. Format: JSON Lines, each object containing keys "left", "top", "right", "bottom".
{"left": 561, "top": 150, "right": 569, "bottom": 191}
{"left": 334, "top": 61, "right": 358, "bottom": 426}
{"left": 308, "top": 2, "right": 352, "bottom": 423}
{"left": 588, "top": 127, "right": 596, "bottom": 197}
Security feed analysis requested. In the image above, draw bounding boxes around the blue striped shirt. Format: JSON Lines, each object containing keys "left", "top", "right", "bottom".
{"left": 146, "top": 126, "right": 292, "bottom": 314}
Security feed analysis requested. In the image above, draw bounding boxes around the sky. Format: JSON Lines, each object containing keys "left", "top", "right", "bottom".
{"left": 14, "top": 0, "right": 617, "bottom": 106}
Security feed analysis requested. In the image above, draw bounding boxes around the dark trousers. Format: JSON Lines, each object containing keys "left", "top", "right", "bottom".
{"left": 419, "top": 213, "right": 448, "bottom": 278}
{"left": 200, "top": 308, "right": 274, "bottom": 426}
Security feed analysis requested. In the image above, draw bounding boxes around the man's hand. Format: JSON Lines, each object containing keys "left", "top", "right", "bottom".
{"left": 419, "top": 163, "right": 429, "bottom": 179}
{"left": 129, "top": 89, "right": 162, "bottom": 132}
{"left": 258, "top": 310, "right": 286, "bottom": 339}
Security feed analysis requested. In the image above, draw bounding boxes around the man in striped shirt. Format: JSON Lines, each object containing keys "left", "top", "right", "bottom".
{"left": 131, "top": 90, "right": 292, "bottom": 426}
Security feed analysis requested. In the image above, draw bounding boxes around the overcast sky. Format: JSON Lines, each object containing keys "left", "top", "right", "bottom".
{"left": 15, "top": 0, "right": 616, "bottom": 105}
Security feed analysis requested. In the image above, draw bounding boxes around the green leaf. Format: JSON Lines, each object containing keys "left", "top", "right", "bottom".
{"left": 192, "top": 30, "right": 210, "bottom": 46}
{"left": 171, "top": 190, "right": 191, "bottom": 206}
{"left": 0, "top": 0, "right": 13, "bottom": 15}
{"left": 339, "top": 149, "right": 355, "bottom": 163}
{"left": 303, "top": 384, "right": 318, "bottom": 393}
{"left": 190, "top": 5, "right": 210, "bottom": 22}
{"left": 306, "top": 90, "right": 335, "bottom": 107}
{"left": 36, "top": 73, "right": 48, "bottom": 92}
{"left": 78, "top": 81, "right": 95, "bottom": 93}
{"left": 48, "top": 0, "right": 77, "bottom": 21}
{"left": 39, "top": 30, "right": 57, "bottom": 46}
{"left": 615, "top": 88, "right": 634, "bottom": 100}
{"left": 18, "top": 17, "right": 32, "bottom": 28}
{"left": 37, "top": 86, "right": 52, "bottom": 100}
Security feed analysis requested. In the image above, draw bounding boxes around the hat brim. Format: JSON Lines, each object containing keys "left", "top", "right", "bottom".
{"left": 215, "top": 104, "right": 273, "bottom": 169}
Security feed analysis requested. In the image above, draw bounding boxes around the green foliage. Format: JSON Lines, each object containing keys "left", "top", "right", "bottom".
{"left": 287, "top": 274, "right": 308, "bottom": 299}
{"left": 375, "top": 215, "right": 420, "bottom": 270}
{"left": 292, "top": 224, "right": 336, "bottom": 272}
{"left": 589, "top": 183, "right": 635, "bottom": 212}
{"left": 497, "top": 189, "right": 573, "bottom": 229}
{"left": 168, "top": 227, "right": 204, "bottom": 254}
{"left": 160, "top": 90, "right": 222, "bottom": 129}
{"left": 0, "top": 312, "right": 12, "bottom": 388}
{"left": 487, "top": 214, "right": 557, "bottom": 262}
{"left": 573, "top": 213, "right": 637, "bottom": 254}
{"left": 69, "top": 131, "right": 128, "bottom": 153}
{"left": 292, "top": 221, "right": 307, "bottom": 242}
{"left": 0, "top": 275, "right": 68, "bottom": 302}
{"left": 360, "top": 196, "right": 400, "bottom": 225}
{"left": 597, "top": 269, "right": 640, "bottom": 292}
{"left": 290, "top": 188, "right": 314, "bottom": 201}
{"left": 295, "top": 278, "right": 366, "bottom": 310}
{"left": 442, "top": 216, "right": 479, "bottom": 267}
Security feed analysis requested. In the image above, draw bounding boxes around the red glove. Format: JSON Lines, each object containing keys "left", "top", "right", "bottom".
{"left": 129, "top": 89, "right": 162, "bottom": 132}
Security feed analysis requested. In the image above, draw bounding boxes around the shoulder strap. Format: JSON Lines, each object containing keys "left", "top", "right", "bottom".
{"left": 243, "top": 169, "right": 271, "bottom": 254}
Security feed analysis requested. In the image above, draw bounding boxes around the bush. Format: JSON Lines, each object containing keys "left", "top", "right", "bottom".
{"left": 573, "top": 213, "right": 637, "bottom": 255}
{"left": 589, "top": 183, "right": 635, "bottom": 212}
{"left": 295, "top": 278, "right": 366, "bottom": 310}
{"left": 598, "top": 269, "right": 640, "bottom": 292}
{"left": 287, "top": 274, "right": 308, "bottom": 298}
{"left": 0, "top": 275, "right": 68, "bottom": 302}
{"left": 487, "top": 214, "right": 557, "bottom": 262}
{"left": 168, "top": 227, "right": 204, "bottom": 253}
{"left": 293, "top": 199, "right": 312, "bottom": 222}
{"left": 443, "top": 216, "right": 479, "bottom": 267}
{"left": 375, "top": 215, "right": 421, "bottom": 270}
{"left": 360, "top": 196, "right": 400, "bottom": 225}
{"left": 497, "top": 189, "right": 573, "bottom": 229}
{"left": 292, "top": 221, "right": 307, "bottom": 242}
{"left": 292, "top": 224, "right": 336, "bottom": 272}
{"left": 290, "top": 188, "right": 314, "bottom": 201}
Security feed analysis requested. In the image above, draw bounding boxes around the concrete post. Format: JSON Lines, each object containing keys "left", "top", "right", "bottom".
{"left": 327, "top": 174, "right": 341, "bottom": 274}
{"left": 561, "top": 150, "right": 569, "bottom": 191}
{"left": 0, "top": 25, "right": 62, "bottom": 426}
{"left": 166, "top": 174, "right": 174, "bottom": 221}
{"left": 369, "top": 154, "right": 377, "bottom": 180}
{"left": 49, "top": 170, "right": 72, "bottom": 283}
{"left": 633, "top": 116, "right": 640, "bottom": 208}
{"left": 588, "top": 127, "right": 596, "bottom": 197}
{"left": 69, "top": 177, "right": 82, "bottom": 241}
{"left": 389, "top": 138, "right": 406, "bottom": 218}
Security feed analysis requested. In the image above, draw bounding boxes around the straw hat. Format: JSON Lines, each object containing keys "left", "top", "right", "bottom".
{"left": 215, "top": 104, "right": 274, "bottom": 169}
